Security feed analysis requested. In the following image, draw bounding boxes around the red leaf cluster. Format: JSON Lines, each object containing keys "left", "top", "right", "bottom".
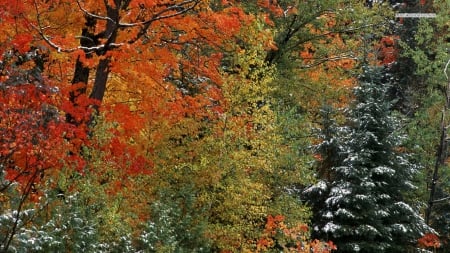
{"left": 0, "top": 84, "right": 88, "bottom": 193}
{"left": 418, "top": 233, "right": 441, "bottom": 249}
{"left": 257, "top": 215, "right": 336, "bottom": 252}
{"left": 376, "top": 36, "right": 399, "bottom": 66}
{"left": 11, "top": 34, "right": 33, "bottom": 54}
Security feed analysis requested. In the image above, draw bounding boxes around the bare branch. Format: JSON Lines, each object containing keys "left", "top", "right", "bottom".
{"left": 444, "top": 58, "right": 450, "bottom": 80}
{"left": 120, "top": 0, "right": 199, "bottom": 28}
{"left": 32, "top": 1, "right": 123, "bottom": 53}
{"left": 122, "top": 0, "right": 200, "bottom": 45}
{"left": 76, "top": 0, "right": 116, "bottom": 23}
{"left": 32, "top": 23, "right": 123, "bottom": 53}
{"left": 74, "top": 35, "right": 95, "bottom": 43}
{"left": 432, "top": 196, "right": 450, "bottom": 203}
{"left": 33, "top": 0, "right": 199, "bottom": 52}
{"left": 300, "top": 54, "right": 358, "bottom": 69}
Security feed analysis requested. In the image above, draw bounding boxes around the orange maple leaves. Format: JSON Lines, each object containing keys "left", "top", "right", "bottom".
{"left": 418, "top": 233, "right": 441, "bottom": 249}
{"left": 376, "top": 36, "right": 399, "bottom": 66}
{"left": 256, "top": 215, "right": 337, "bottom": 252}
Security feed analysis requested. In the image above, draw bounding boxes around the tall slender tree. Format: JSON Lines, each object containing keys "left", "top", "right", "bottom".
{"left": 315, "top": 66, "right": 428, "bottom": 252}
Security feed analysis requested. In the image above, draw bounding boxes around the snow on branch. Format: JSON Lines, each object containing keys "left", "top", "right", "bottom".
{"left": 31, "top": 22, "right": 123, "bottom": 53}
{"left": 76, "top": 0, "right": 116, "bottom": 24}
{"left": 444, "top": 58, "right": 450, "bottom": 80}
{"left": 125, "top": 0, "right": 201, "bottom": 44}
{"left": 119, "top": 0, "right": 200, "bottom": 28}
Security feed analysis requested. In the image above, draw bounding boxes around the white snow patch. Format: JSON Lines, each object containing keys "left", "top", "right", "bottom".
{"left": 373, "top": 166, "right": 395, "bottom": 176}
{"left": 336, "top": 208, "right": 355, "bottom": 219}
{"left": 392, "top": 223, "right": 408, "bottom": 233}
{"left": 323, "top": 222, "right": 341, "bottom": 233}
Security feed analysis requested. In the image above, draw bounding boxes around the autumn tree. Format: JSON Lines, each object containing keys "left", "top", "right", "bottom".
{"left": 0, "top": 0, "right": 251, "bottom": 131}
{"left": 0, "top": 47, "right": 92, "bottom": 252}
{"left": 1, "top": 108, "right": 154, "bottom": 252}
{"left": 34, "top": 0, "right": 202, "bottom": 101}
{"left": 139, "top": 17, "right": 314, "bottom": 250}
{"left": 0, "top": 0, "right": 251, "bottom": 191}
{"left": 241, "top": 0, "right": 394, "bottom": 113}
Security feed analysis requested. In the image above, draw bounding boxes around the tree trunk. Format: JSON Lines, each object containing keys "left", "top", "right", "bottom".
{"left": 425, "top": 76, "right": 450, "bottom": 225}
{"left": 67, "top": 16, "right": 97, "bottom": 124}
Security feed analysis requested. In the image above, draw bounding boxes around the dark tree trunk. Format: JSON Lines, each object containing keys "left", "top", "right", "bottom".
{"left": 67, "top": 16, "right": 97, "bottom": 125}
{"left": 90, "top": 58, "right": 110, "bottom": 102}
{"left": 425, "top": 78, "right": 450, "bottom": 225}
{"left": 68, "top": 4, "right": 120, "bottom": 126}
{"left": 88, "top": 4, "right": 119, "bottom": 103}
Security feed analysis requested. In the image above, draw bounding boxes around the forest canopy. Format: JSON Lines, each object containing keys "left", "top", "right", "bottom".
{"left": 0, "top": 0, "right": 448, "bottom": 252}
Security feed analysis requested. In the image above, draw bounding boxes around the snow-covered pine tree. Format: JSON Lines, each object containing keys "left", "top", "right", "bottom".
{"left": 304, "top": 105, "right": 349, "bottom": 240}
{"left": 317, "top": 66, "right": 428, "bottom": 252}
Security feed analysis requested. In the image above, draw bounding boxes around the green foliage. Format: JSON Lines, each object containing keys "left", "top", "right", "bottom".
{"left": 253, "top": 0, "right": 393, "bottom": 116}
{"left": 393, "top": 0, "right": 449, "bottom": 114}
{"left": 274, "top": 103, "right": 316, "bottom": 188}
{"left": 11, "top": 194, "right": 106, "bottom": 253}
{"left": 404, "top": 90, "right": 443, "bottom": 202}
{"left": 0, "top": 181, "right": 132, "bottom": 253}
{"left": 396, "top": 1, "right": 450, "bottom": 247}
{"left": 258, "top": 0, "right": 392, "bottom": 64}
{"left": 138, "top": 165, "right": 211, "bottom": 253}
{"left": 0, "top": 177, "right": 35, "bottom": 252}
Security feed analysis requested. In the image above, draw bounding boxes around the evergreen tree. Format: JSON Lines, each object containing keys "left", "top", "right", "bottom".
{"left": 316, "top": 66, "right": 428, "bottom": 252}
{"left": 137, "top": 165, "right": 211, "bottom": 253}
{"left": 304, "top": 105, "right": 348, "bottom": 240}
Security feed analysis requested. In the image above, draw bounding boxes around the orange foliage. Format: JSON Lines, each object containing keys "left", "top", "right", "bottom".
{"left": 295, "top": 13, "right": 357, "bottom": 111}
{"left": 0, "top": 0, "right": 252, "bottom": 123}
{"left": 0, "top": 0, "right": 253, "bottom": 186}
{"left": 418, "top": 233, "right": 441, "bottom": 249}
{"left": 256, "top": 215, "right": 336, "bottom": 252}
{"left": 376, "top": 36, "right": 399, "bottom": 66}
{"left": 258, "top": 0, "right": 284, "bottom": 17}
